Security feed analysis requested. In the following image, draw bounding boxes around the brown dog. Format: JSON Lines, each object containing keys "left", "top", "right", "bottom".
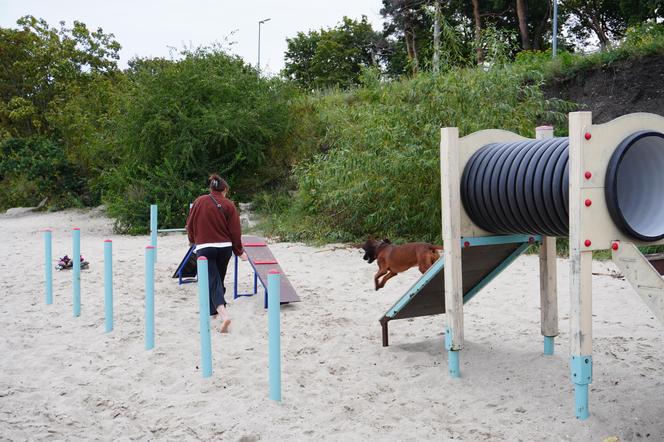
{"left": 361, "top": 239, "right": 443, "bottom": 291}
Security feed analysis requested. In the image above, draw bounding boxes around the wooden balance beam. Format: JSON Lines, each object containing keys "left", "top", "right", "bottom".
{"left": 172, "top": 235, "right": 300, "bottom": 306}
{"left": 233, "top": 235, "right": 300, "bottom": 305}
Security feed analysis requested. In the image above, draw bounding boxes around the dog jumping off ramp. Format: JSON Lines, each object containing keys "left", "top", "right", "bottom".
{"left": 380, "top": 238, "right": 532, "bottom": 347}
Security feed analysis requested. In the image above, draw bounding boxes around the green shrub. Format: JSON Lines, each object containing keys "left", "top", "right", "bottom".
{"left": 101, "top": 47, "right": 299, "bottom": 232}
{"left": 0, "top": 137, "right": 86, "bottom": 209}
{"left": 103, "top": 161, "right": 201, "bottom": 234}
{"left": 263, "top": 66, "right": 567, "bottom": 243}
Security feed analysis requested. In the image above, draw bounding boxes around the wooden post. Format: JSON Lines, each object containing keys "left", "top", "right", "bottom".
{"left": 535, "top": 126, "right": 558, "bottom": 355}
{"left": 568, "top": 111, "right": 594, "bottom": 420}
{"left": 441, "top": 127, "right": 463, "bottom": 377}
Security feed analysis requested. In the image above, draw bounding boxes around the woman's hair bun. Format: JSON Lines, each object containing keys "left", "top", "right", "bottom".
{"left": 208, "top": 174, "right": 228, "bottom": 192}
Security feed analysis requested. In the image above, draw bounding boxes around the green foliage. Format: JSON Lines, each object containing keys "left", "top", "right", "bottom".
{"left": 481, "top": 25, "right": 520, "bottom": 66}
{"left": 0, "top": 16, "right": 120, "bottom": 139}
{"left": 101, "top": 47, "right": 298, "bottom": 233}
{"left": 561, "top": 0, "right": 662, "bottom": 47}
{"left": 0, "top": 137, "right": 85, "bottom": 209}
{"left": 263, "top": 65, "right": 566, "bottom": 243}
{"left": 0, "top": 16, "right": 123, "bottom": 209}
{"left": 103, "top": 162, "right": 201, "bottom": 234}
{"left": 283, "top": 16, "right": 381, "bottom": 89}
{"left": 513, "top": 22, "right": 664, "bottom": 83}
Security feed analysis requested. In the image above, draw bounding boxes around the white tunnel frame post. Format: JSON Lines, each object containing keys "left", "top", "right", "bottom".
{"left": 440, "top": 127, "right": 463, "bottom": 378}
{"left": 536, "top": 125, "right": 559, "bottom": 355}
{"left": 568, "top": 111, "right": 594, "bottom": 420}
{"left": 439, "top": 124, "right": 560, "bottom": 378}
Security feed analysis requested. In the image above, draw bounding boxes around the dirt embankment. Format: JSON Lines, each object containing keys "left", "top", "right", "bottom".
{"left": 546, "top": 52, "right": 664, "bottom": 123}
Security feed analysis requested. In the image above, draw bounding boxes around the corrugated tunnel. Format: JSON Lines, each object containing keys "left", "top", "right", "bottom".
{"left": 459, "top": 131, "right": 664, "bottom": 241}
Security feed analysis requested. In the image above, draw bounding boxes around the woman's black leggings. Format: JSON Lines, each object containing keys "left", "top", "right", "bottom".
{"left": 196, "top": 246, "right": 233, "bottom": 316}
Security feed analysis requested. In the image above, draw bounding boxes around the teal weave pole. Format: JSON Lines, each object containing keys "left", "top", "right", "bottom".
{"left": 43, "top": 229, "right": 53, "bottom": 305}
{"left": 145, "top": 246, "right": 155, "bottom": 350}
{"left": 197, "top": 257, "right": 212, "bottom": 378}
{"left": 104, "top": 240, "right": 113, "bottom": 333}
{"left": 72, "top": 228, "right": 81, "bottom": 317}
{"left": 268, "top": 270, "right": 282, "bottom": 401}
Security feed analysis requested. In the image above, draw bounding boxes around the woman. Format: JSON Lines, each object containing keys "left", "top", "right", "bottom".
{"left": 186, "top": 174, "right": 247, "bottom": 333}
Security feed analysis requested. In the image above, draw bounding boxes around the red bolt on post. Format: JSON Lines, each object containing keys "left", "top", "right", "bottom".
{"left": 584, "top": 171, "right": 592, "bottom": 179}
{"left": 612, "top": 242, "right": 619, "bottom": 251}
{"left": 584, "top": 132, "right": 592, "bottom": 140}
{"left": 463, "top": 241, "right": 470, "bottom": 248}
{"left": 584, "top": 239, "right": 592, "bottom": 247}
{"left": 585, "top": 199, "right": 592, "bottom": 207}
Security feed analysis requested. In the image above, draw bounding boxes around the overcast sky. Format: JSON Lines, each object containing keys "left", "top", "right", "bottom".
{"left": 1, "top": 0, "right": 386, "bottom": 75}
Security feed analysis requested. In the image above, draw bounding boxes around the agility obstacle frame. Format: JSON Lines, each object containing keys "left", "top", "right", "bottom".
{"left": 437, "top": 111, "right": 664, "bottom": 419}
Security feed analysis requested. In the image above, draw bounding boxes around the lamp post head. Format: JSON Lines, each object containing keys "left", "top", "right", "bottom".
{"left": 259, "top": 18, "right": 271, "bottom": 24}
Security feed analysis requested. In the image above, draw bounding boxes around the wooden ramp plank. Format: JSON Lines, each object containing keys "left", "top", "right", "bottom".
{"left": 613, "top": 243, "right": 664, "bottom": 324}
{"left": 242, "top": 235, "right": 300, "bottom": 303}
{"left": 384, "top": 243, "right": 525, "bottom": 321}
{"left": 379, "top": 243, "right": 529, "bottom": 345}
{"left": 646, "top": 252, "right": 664, "bottom": 276}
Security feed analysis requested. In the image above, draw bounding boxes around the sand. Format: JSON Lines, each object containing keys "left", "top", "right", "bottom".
{"left": 0, "top": 208, "right": 662, "bottom": 441}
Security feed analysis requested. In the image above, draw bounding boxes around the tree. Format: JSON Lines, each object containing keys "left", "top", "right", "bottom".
{"left": 561, "top": 0, "right": 663, "bottom": 48}
{"left": 516, "top": 0, "right": 531, "bottom": 50}
{"left": 380, "top": 0, "right": 434, "bottom": 74}
{"left": 283, "top": 17, "right": 381, "bottom": 90}
{"left": 470, "top": 0, "right": 483, "bottom": 63}
{"left": 103, "top": 47, "right": 297, "bottom": 232}
{"left": 0, "top": 16, "right": 121, "bottom": 139}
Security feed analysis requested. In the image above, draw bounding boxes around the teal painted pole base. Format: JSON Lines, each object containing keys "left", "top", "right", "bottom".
{"left": 445, "top": 327, "right": 461, "bottom": 378}
{"left": 570, "top": 355, "right": 593, "bottom": 420}
{"left": 574, "top": 383, "right": 589, "bottom": 420}
{"left": 543, "top": 336, "right": 554, "bottom": 355}
{"left": 448, "top": 350, "right": 460, "bottom": 378}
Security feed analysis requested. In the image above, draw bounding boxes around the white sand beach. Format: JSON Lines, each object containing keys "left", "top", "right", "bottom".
{"left": 0, "top": 208, "right": 662, "bottom": 441}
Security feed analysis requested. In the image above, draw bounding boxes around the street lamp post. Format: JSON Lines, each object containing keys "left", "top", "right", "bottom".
{"left": 552, "top": 0, "right": 558, "bottom": 58}
{"left": 258, "top": 18, "right": 271, "bottom": 71}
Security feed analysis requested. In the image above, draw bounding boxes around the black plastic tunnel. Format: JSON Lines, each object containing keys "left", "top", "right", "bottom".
{"left": 459, "top": 131, "right": 664, "bottom": 241}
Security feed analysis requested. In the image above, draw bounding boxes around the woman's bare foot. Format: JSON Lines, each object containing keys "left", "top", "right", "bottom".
{"left": 220, "top": 319, "right": 231, "bottom": 333}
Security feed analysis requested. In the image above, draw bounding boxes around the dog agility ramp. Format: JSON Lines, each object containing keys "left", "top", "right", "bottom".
{"left": 379, "top": 242, "right": 530, "bottom": 346}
